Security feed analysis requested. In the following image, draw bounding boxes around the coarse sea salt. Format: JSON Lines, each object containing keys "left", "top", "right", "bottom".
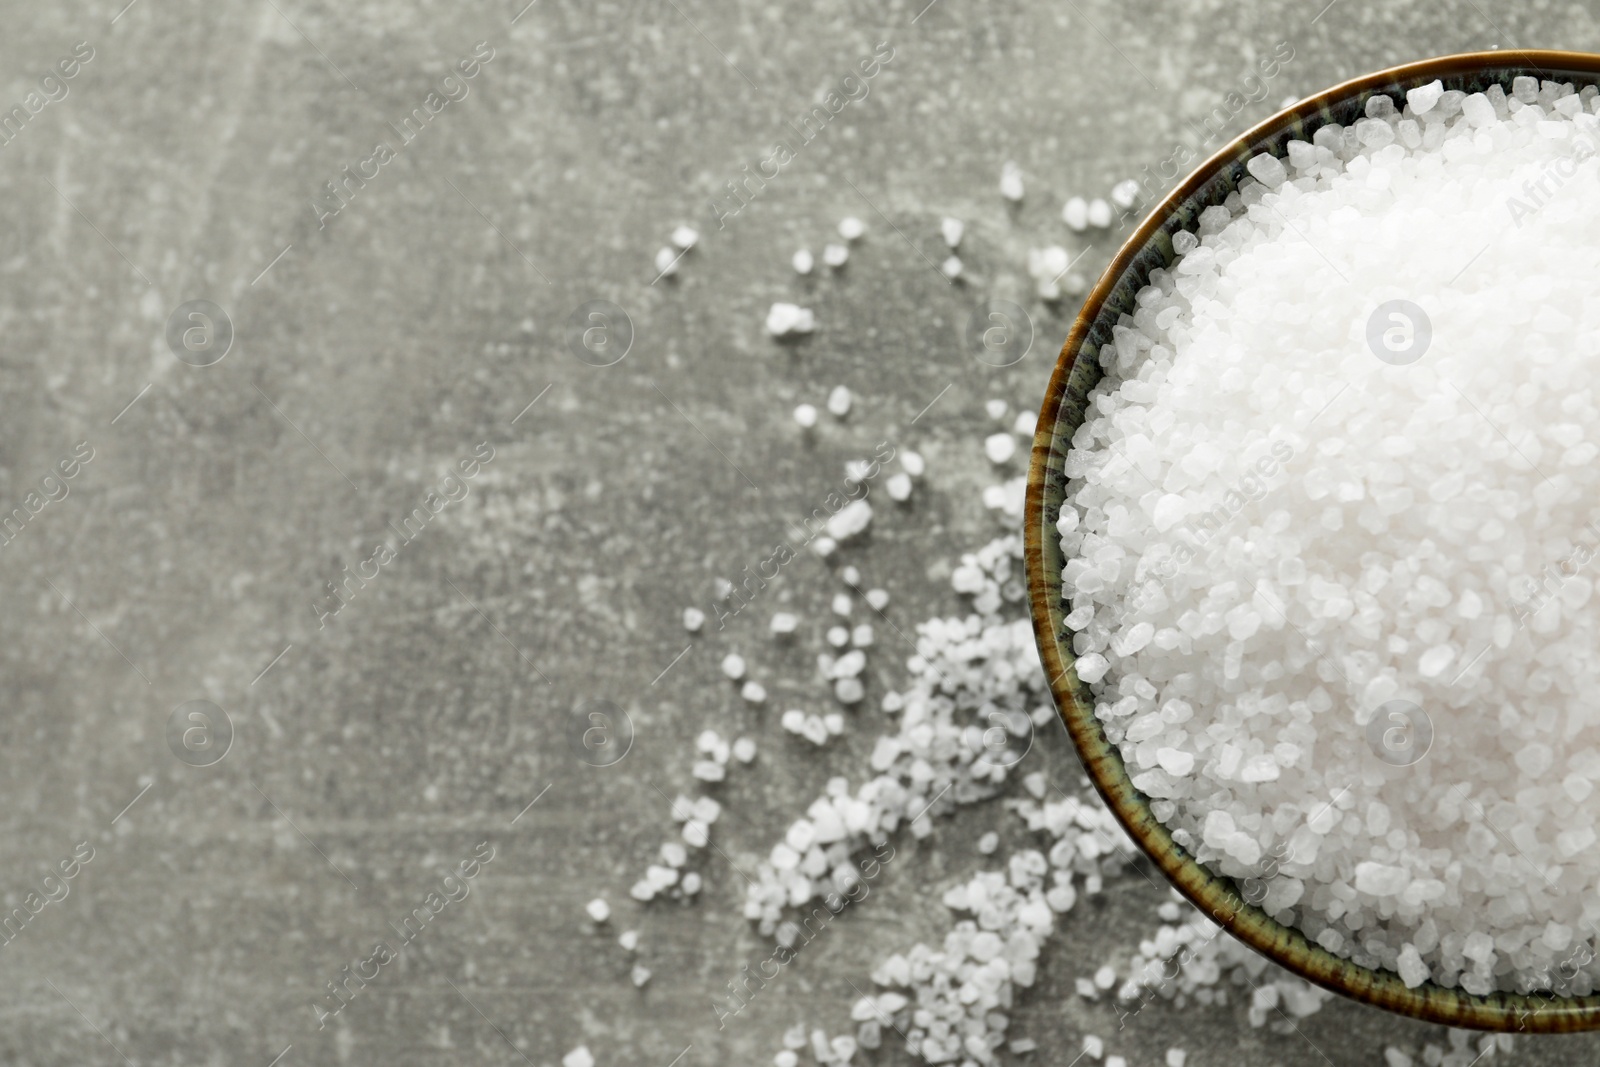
{"left": 1058, "top": 77, "right": 1600, "bottom": 994}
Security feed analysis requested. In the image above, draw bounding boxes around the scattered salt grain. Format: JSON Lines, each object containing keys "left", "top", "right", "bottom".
{"left": 770, "top": 612, "right": 798, "bottom": 635}
{"left": 941, "top": 217, "right": 965, "bottom": 247}
{"left": 671, "top": 225, "right": 699, "bottom": 250}
{"left": 900, "top": 451, "right": 925, "bottom": 477}
{"left": 733, "top": 737, "right": 757, "bottom": 763}
{"left": 999, "top": 161, "right": 1024, "bottom": 201}
{"left": 1086, "top": 198, "right": 1112, "bottom": 228}
{"left": 653, "top": 246, "right": 681, "bottom": 277}
{"left": 766, "top": 302, "right": 815, "bottom": 337}
{"left": 826, "top": 499, "right": 873, "bottom": 540}
{"left": 1111, "top": 179, "right": 1140, "bottom": 209}
{"left": 793, "top": 403, "right": 818, "bottom": 428}
{"left": 741, "top": 681, "right": 766, "bottom": 704}
{"left": 838, "top": 216, "right": 865, "bottom": 240}
{"left": 865, "top": 588, "right": 890, "bottom": 611}
{"left": 832, "top": 593, "right": 852, "bottom": 616}
{"left": 984, "top": 433, "right": 1017, "bottom": 464}
{"left": 631, "top": 964, "right": 652, "bottom": 987}
{"left": 827, "top": 385, "right": 852, "bottom": 417}
{"left": 618, "top": 929, "right": 638, "bottom": 951}
{"left": 823, "top": 243, "right": 850, "bottom": 268}
{"left": 1063, "top": 196, "right": 1090, "bottom": 231}
{"left": 851, "top": 624, "right": 874, "bottom": 647}
{"left": 793, "top": 248, "right": 815, "bottom": 275}
{"left": 585, "top": 898, "right": 610, "bottom": 923}
{"left": 940, "top": 256, "right": 963, "bottom": 280}
{"left": 827, "top": 626, "right": 850, "bottom": 648}
{"left": 682, "top": 607, "right": 705, "bottom": 632}
{"left": 887, "top": 472, "right": 912, "bottom": 501}
{"left": 563, "top": 1047, "right": 594, "bottom": 1067}
{"left": 719, "top": 653, "right": 745, "bottom": 680}
{"left": 978, "top": 831, "right": 1000, "bottom": 854}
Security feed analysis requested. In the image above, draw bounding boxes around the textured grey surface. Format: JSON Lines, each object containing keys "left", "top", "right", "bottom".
{"left": 3, "top": 0, "right": 1600, "bottom": 1064}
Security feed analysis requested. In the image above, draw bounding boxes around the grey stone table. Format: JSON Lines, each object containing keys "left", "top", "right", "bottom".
{"left": 0, "top": 0, "right": 1595, "bottom": 1064}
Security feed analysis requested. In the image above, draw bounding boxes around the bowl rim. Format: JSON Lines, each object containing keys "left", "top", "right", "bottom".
{"left": 1024, "top": 48, "right": 1600, "bottom": 1033}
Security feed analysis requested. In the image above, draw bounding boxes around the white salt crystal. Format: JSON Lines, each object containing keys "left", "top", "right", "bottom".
{"left": 1156, "top": 748, "right": 1195, "bottom": 776}
{"left": 887, "top": 473, "right": 912, "bottom": 501}
{"left": 866, "top": 589, "right": 889, "bottom": 610}
{"left": 683, "top": 607, "right": 705, "bottom": 632}
{"left": 732, "top": 737, "right": 757, "bottom": 762}
{"left": 941, "top": 217, "right": 964, "bottom": 247}
{"left": 838, "top": 216, "right": 865, "bottom": 240}
{"left": 1245, "top": 152, "right": 1288, "bottom": 188}
{"left": 741, "top": 681, "right": 766, "bottom": 703}
{"left": 1462, "top": 91, "right": 1496, "bottom": 127}
{"left": 900, "top": 451, "right": 925, "bottom": 477}
{"left": 671, "top": 224, "right": 699, "bottom": 249}
{"left": 585, "top": 898, "right": 610, "bottom": 922}
{"left": 1407, "top": 79, "right": 1444, "bottom": 113}
{"left": 1111, "top": 179, "right": 1140, "bottom": 209}
{"left": 770, "top": 612, "right": 798, "bottom": 635}
{"left": 1086, "top": 198, "right": 1112, "bottom": 227}
{"left": 823, "top": 243, "right": 850, "bottom": 268}
{"left": 940, "top": 256, "right": 963, "bottom": 280}
{"left": 792, "top": 248, "right": 814, "bottom": 275}
{"left": 618, "top": 929, "right": 638, "bottom": 951}
{"left": 794, "top": 403, "right": 818, "bottom": 428}
{"left": 631, "top": 964, "right": 652, "bottom": 987}
{"left": 563, "top": 1047, "right": 594, "bottom": 1067}
{"left": 827, "top": 385, "right": 852, "bottom": 417}
{"left": 1075, "top": 653, "right": 1109, "bottom": 683}
{"left": 1063, "top": 196, "right": 1089, "bottom": 231}
{"left": 1354, "top": 862, "right": 1409, "bottom": 897}
{"left": 654, "top": 246, "right": 681, "bottom": 277}
{"left": 720, "top": 653, "right": 745, "bottom": 679}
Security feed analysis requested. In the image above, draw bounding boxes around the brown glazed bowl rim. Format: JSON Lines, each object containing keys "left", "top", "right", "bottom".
{"left": 1024, "top": 49, "right": 1600, "bottom": 1033}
